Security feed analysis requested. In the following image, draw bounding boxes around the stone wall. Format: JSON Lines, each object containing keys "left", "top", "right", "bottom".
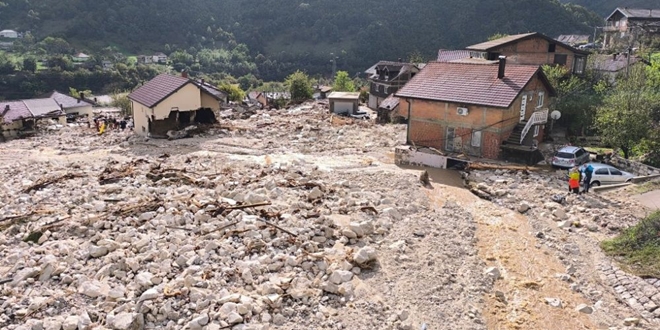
{"left": 606, "top": 155, "right": 660, "bottom": 176}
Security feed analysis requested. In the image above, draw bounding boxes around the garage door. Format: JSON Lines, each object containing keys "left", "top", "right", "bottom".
{"left": 334, "top": 101, "right": 353, "bottom": 114}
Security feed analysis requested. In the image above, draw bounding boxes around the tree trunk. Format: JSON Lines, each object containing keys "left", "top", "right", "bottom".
{"left": 621, "top": 146, "right": 630, "bottom": 159}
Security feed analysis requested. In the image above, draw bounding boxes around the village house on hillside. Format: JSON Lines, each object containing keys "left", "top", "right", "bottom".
{"left": 72, "top": 53, "right": 90, "bottom": 62}
{"left": 464, "top": 32, "right": 589, "bottom": 75}
{"left": 1, "top": 98, "right": 66, "bottom": 140}
{"left": 603, "top": 8, "right": 660, "bottom": 49}
{"left": 128, "top": 72, "right": 228, "bottom": 137}
{"left": 590, "top": 53, "right": 648, "bottom": 83}
{"left": 0, "top": 29, "right": 18, "bottom": 38}
{"left": 364, "top": 61, "right": 422, "bottom": 110}
{"left": 395, "top": 57, "right": 556, "bottom": 164}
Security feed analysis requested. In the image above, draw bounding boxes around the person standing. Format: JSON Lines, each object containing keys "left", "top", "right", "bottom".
{"left": 582, "top": 163, "right": 594, "bottom": 193}
{"left": 568, "top": 166, "right": 581, "bottom": 194}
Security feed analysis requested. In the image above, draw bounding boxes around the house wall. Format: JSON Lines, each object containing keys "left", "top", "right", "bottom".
{"left": 1, "top": 120, "right": 24, "bottom": 138}
{"left": 152, "top": 83, "right": 201, "bottom": 120}
{"left": 132, "top": 100, "right": 151, "bottom": 136}
{"left": 200, "top": 92, "right": 221, "bottom": 111}
{"left": 402, "top": 74, "right": 552, "bottom": 159}
{"left": 64, "top": 105, "right": 94, "bottom": 118}
{"left": 493, "top": 37, "right": 579, "bottom": 73}
{"left": 329, "top": 98, "right": 359, "bottom": 114}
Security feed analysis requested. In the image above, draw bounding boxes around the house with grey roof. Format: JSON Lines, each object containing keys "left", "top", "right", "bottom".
{"left": 128, "top": 72, "right": 228, "bottom": 137}
{"left": 603, "top": 8, "right": 660, "bottom": 49}
{"left": 590, "top": 53, "right": 648, "bottom": 83}
{"left": 364, "top": 61, "right": 421, "bottom": 110}
{"left": 50, "top": 91, "right": 95, "bottom": 118}
{"left": 1, "top": 98, "right": 65, "bottom": 140}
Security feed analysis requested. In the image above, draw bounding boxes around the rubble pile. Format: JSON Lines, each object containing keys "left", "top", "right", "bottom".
{"left": 0, "top": 106, "right": 488, "bottom": 330}
{"left": 466, "top": 169, "right": 642, "bottom": 232}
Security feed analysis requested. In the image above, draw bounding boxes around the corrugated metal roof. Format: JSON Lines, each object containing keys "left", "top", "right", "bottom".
{"left": 466, "top": 33, "right": 537, "bottom": 51}
{"left": 328, "top": 92, "right": 360, "bottom": 100}
{"left": 591, "top": 54, "right": 644, "bottom": 72}
{"left": 395, "top": 62, "right": 544, "bottom": 108}
{"left": 556, "top": 35, "right": 590, "bottom": 45}
{"left": 611, "top": 8, "right": 660, "bottom": 19}
{"left": 379, "top": 95, "right": 400, "bottom": 110}
{"left": 128, "top": 74, "right": 191, "bottom": 108}
{"left": 437, "top": 50, "right": 471, "bottom": 62}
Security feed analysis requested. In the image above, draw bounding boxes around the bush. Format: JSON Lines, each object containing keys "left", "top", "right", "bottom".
{"left": 601, "top": 211, "right": 660, "bottom": 277}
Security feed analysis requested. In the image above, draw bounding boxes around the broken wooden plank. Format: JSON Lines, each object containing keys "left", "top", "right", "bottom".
{"left": 22, "top": 173, "right": 85, "bottom": 193}
{"left": 467, "top": 162, "right": 542, "bottom": 171}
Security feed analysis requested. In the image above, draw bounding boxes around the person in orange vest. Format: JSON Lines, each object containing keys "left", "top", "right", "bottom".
{"left": 568, "top": 166, "right": 581, "bottom": 194}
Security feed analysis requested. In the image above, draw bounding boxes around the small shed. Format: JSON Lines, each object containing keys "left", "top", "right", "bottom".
{"left": 328, "top": 92, "right": 360, "bottom": 115}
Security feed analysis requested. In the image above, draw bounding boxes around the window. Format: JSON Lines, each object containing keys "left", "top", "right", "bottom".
{"left": 548, "top": 43, "right": 556, "bottom": 53}
{"left": 379, "top": 85, "right": 384, "bottom": 93}
{"left": 574, "top": 57, "right": 585, "bottom": 75}
{"left": 471, "top": 131, "right": 481, "bottom": 147}
{"left": 533, "top": 125, "right": 540, "bottom": 137}
{"left": 537, "top": 92, "right": 545, "bottom": 108}
{"left": 575, "top": 149, "right": 585, "bottom": 157}
{"left": 595, "top": 168, "right": 609, "bottom": 175}
{"left": 553, "top": 54, "right": 567, "bottom": 66}
{"left": 445, "top": 127, "right": 455, "bottom": 151}
{"left": 609, "top": 169, "right": 622, "bottom": 176}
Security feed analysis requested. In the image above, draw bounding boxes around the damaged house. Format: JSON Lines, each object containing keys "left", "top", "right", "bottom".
{"left": 395, "top": 57, "right": 556, "bottom": 164}
{"left": 1, "top": 98, "right": 66, "bottom": 140}
{"left": 128, "top": 72, "right": 228, "bottom": 137}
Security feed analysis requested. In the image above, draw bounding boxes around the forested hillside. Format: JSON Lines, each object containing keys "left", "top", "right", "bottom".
{"left": 561, "top": 0, "right": 659, "bottom": 16}
{"left": 0, "top": 0, "right": 603, "bottom": 79}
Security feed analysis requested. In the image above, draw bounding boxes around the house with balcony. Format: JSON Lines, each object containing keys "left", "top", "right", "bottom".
{"left": 364, "top": 61, "right": 422, "bottom": 110}
{"left": 395, "top": 57, "right": 556, "bottom": 164}
{"left": 603, "top": 8, "right": 660, "bottom": 50}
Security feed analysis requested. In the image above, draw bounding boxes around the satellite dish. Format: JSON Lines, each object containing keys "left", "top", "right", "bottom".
{"left": 550, "top": 110, "right": 562, "bottom": 120}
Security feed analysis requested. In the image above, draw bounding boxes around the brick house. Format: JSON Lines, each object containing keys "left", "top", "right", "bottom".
{"left": 395, "top": 57, "right": 556, "bottom": 163}
{"left": 364, "top": 61, "right": 422, "bottom": 109}
{"left": 603, "top": 8, "right": 660, "bottom": 50}
{"left": 465, "top": 32, "right": 589, "bottom": 75}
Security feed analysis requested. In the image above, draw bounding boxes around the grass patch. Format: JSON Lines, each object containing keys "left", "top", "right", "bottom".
{"left": 635, "top": 180, "right": 660, "bottom": 194}
{"left": 601, "top": 211, "right": 660, "bottom": 277}
{"left": 584, "top": 147, "right": 614, "bottom": 155}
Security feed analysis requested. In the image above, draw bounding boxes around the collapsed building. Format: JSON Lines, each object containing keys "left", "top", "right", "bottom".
{"left": 128, "top": 72, "right": 229, "bottom": 137}
{"left": 0, "top": 98, "right": 66, "bottom": 141}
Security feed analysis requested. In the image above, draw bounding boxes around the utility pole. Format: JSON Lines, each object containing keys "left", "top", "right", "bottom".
{"left": 330, "top": 53, "right": 337, "bottom": 81}
{"left": 626, "top": 46, "right": 632, "bottom": 77}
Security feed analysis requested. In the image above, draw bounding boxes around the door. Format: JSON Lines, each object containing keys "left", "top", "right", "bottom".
{"left": 593, "top": 168, "right": 610, "bottom": 184}
{"left": 333, "top": 101, "right": 353, "bottom": 114}
{"left": 445, "top": 127, "right": 455, "bottom": 152}
{"left": 608, "top": 168, "right": 625, "bottom": 183}
{"left": 520, "top": 95, "right": 527, "bottom": 122}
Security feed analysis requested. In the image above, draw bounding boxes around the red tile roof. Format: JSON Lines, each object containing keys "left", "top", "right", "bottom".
{"left": 395, "top": 62, "right": 550, "bottom": 108}
{"left": 128, "top": 74, "right": 191, "bottom": 108}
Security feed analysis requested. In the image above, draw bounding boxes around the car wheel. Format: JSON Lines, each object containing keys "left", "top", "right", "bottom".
{"left": 592, "top": 181, "right": 601, "bottom": 187}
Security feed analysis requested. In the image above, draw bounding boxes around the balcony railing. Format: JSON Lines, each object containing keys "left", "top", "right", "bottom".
{"left": 520, "top": 108, "right": 548, "bottom": 144}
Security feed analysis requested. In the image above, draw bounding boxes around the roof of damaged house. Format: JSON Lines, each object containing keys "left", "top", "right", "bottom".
{"left": 364, "top": 61, "right": 420, "bottom": 79}
{"left": 395, "top": 62, "right": 556, "bottom": 108}
{"left": 556, "top": 35, "right": 590, "bottom": 45}
{"left": 49, "top": 91, "right": 95, "bottom": 109}
{"left": 0, "top": 100, "right": 32, "bottom": 124}
{"left": 466, "top": 32, "right": 589, "bottom": 55}
{"left": 23, "top": 98, "right": 64, "bottom": 118}
{"left": 193, "top": 80, "right": 229, "bottom": 101}
{"left": 608, "top": 8, "right": 660, "bottom": 20}
{"left": 128, "top": 74, "right": 192, "bottom": 108}
{"left": 379, "top": 94, "right": 400, "bottom": 110}
{"left": 591, "top": 54, "right": 646, "bottom": 72}
{"left": 437, "top": 50, "right": 471, "bottom": 62}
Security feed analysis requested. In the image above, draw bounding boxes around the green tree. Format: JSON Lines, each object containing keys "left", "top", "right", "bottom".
{"left": 69, "top": 87, "right": 92, "bottom": 98}
{"left": 595, "top": 66, "right": 659, "bottom": 159}
{"left": 407, "top": 51, "right": 426, "bottom": 64}
{"left": 0, "top": 53, "right": 15, "bottom": 74}
{"left": 22, "top": 57, "right": 37, "bottom": 73}
{"left": 218, "top": 82, "right": 245, "bottom": 102}
{"left": 111, "top": 92, "right": 132, "bottom": 116}
{"left": 332, "top": 71, "right": 356, "bottom": 92}
{"left": 285, "top": 70, "right": 313, "bottom": 103}
{"left": 488, "top": 33, "right": 509, "bottom": 41}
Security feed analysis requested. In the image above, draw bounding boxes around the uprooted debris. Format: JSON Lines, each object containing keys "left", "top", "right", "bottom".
{"left": 98, "top": 159, "right": 149, "bottom": 185}
{"left": 22, "top": 173, "right": 85, "bottom": 193}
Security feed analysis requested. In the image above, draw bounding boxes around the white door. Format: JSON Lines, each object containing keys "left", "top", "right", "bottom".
{"left": 334, "top": 101, "right": 353, "bottom": 114}
{"left": 520, "top": 95, "right": 527, "bottom": 122}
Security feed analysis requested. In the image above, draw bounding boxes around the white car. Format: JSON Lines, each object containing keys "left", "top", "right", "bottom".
{"left": 584, "top": 163, "right": 635, "bottom": 186}
{"left": 552, "top": 146, "right": 591, "bottom": 169}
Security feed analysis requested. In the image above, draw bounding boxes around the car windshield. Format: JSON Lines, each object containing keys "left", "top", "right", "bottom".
{"left": 556, "top": 152, "right": 575, "bottom": 158}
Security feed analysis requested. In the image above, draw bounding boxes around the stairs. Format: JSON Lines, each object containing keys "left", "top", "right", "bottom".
{"left": 504, "top": 121, "right": 527, "bottom": 145}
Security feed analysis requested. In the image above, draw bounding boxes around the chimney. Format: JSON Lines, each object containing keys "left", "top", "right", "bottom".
{"left": 4, "top": 105, "right": 9, "bottom": 113}
{"left": 497, "top": 56, "right": 507, "bottom": 79}
{"left": 181, "top": 70, "right": 188, "bottom": 79}
{"left": 94, "top": 97, "right": 98, "bottom": 103}
{"left": 79, "top": 92, "right": 84, "bottom": 103}
{"left": 613, "top": 53, "right": 617, "bottom": 61}
{"left": 201, "top": 79, "right": 205, "bottom": 86}
{"left": 398, "top": 57, "right": 402, "bottom": 62}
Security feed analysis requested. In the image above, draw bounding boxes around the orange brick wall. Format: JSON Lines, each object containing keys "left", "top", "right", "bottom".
{"left": 401, "top": 73, "right": 553, "bottom": 159}
{"left": 494, "top": 37, "right": 577, "bottom": 72}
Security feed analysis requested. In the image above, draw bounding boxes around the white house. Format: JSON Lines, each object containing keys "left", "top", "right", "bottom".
{"left": 0, "top": 30, "right": 18, "bottom": 39}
